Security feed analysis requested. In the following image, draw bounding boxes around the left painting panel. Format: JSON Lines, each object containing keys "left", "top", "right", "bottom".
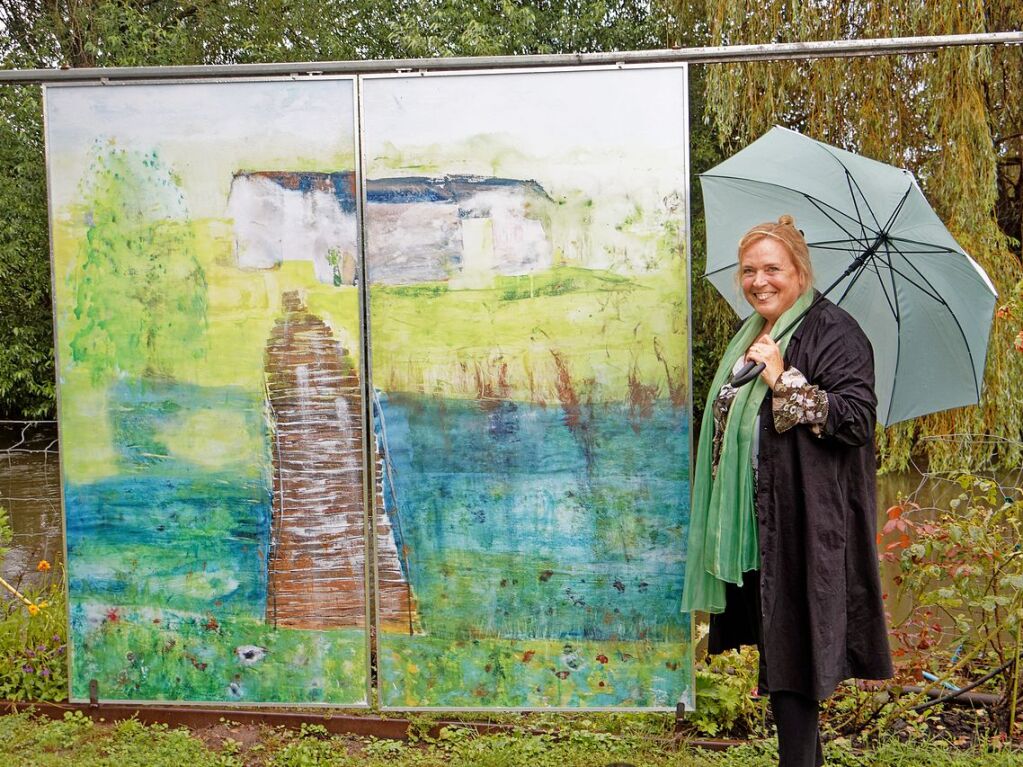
{"left": 44, "top": 80, "right": 371, "bottom": 704}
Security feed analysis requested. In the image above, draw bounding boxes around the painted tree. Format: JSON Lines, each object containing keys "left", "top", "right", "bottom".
{"left": 0, "top": 0, "right": 690, "bottom": 417}
{"left": 69, "top": 147, "right": 208, "bottom": 380}
{"left": 666, "top": 0, "right": 1023, "bottom": 470}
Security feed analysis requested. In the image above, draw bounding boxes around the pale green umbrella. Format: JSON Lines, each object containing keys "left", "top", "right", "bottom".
{"left": 700, "top": 126, "right": 997, "bottom": 426}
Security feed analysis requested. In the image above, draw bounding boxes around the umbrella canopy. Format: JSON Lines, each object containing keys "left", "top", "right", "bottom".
{"left": 700, "top": 126, "right": 997, "bottom": 426}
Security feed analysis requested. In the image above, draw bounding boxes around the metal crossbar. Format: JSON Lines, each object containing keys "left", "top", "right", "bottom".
{"left": 0, "top": 31, "right": 1019, "bottom": 84}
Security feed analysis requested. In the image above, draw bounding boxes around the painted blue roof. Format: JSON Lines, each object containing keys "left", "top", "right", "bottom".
{"left": 234, "top": 171, "right": 551, "bottom": 209}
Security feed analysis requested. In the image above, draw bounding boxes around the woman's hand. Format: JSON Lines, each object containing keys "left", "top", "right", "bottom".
{"left": 746, "top": 334, "right": 785, "bottom": 389}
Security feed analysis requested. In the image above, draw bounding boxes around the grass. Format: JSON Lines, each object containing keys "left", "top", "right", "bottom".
{"left": 0, "top": 711, "right": 1019, "bottom": 767}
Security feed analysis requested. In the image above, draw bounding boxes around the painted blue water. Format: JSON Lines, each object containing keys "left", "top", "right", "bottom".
{"left": 64, "top": 379, "right": 272, "bottom": 617}
{"left": 377, "top": 394, "right": 690, "bottom": 642}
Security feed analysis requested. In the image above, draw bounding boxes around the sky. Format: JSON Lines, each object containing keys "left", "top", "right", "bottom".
{"left": 45, "top": 65, "right": 689, "bottom": 221}
{"left": 45, "top": 78, "right": 358, "bottom": 218}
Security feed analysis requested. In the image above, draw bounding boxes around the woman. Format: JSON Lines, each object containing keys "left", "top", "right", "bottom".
{"left": 682, "top": 216, "right": 893, "bottom": 767}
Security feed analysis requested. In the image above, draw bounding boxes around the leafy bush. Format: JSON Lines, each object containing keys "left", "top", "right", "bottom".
{"left": 686, "top": 646, "right": 765, "bottom": 738}
{"left": 0, "top": 505, "right": 69, "bottom": 701}
{"left": 881, "top": 467, "right": 1023, "bottom": 733}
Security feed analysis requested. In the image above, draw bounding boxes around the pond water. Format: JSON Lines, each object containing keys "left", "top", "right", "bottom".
{"left": 377, "top": 394, "right": 689, "bottom": 641}
{"left": 0, "top": 424, "right": 62, "bottom": 592}
{"left": 2, "top": 421, "right": 1015, "bottom": 629}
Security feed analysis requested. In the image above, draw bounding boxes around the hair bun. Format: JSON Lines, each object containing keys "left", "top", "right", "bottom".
{"left": 777, "top": 214, "right": 795, "bottom": 227}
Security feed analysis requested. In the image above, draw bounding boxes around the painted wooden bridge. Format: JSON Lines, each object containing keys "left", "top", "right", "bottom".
{"left": 263, "top": 291, "right": 414, "bottom": 630}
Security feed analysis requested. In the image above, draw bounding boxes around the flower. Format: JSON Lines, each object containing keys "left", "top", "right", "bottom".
{"left": 36, "top": 560, "right": 51, "bottom": 572}
{"left": 27, "top": 604, "right": 39, "bottom": 616}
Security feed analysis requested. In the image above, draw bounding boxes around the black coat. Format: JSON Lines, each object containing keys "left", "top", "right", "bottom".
{"left": 709, "top": 298, "right": 894, "bottom": 700}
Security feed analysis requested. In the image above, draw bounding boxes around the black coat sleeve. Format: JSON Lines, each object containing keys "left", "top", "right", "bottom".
{"left": 806, "top": 314, "right": 877, "bottom": 447}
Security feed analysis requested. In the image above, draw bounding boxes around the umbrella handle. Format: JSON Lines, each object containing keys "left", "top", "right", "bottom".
{"left": 729, "top": 360, "right": 765, "bottom": 387}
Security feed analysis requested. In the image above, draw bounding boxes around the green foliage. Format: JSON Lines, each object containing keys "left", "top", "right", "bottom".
{"left": 1, "top": 710, "right": 1022, "bottom": 766}
{"left": 685, "top": 647, "right": 764, "bottom": 738}
{"left": 0, "top": 504, "right": 10, "bottom": 558}
{"left": 672, "top": 0, "right": 1023, "bottom": 471}
{"left": 880, "top": 467, "right": 1023, "bottom": 731}
{"left": 0, "top": 502, "right": 68, "bottom": 701}
{"left": 0, "top": 575, "right": 68, "bottom": 700}
{"left": 67, "top": 147, "right": 208, "bottom": 380}
{"left": 0, "top": 85, "right": 54, "bottom": 418}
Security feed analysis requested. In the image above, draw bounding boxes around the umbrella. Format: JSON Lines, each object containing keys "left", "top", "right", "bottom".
{"left": 699, "top": 126, "right": 997, "bottom": 426}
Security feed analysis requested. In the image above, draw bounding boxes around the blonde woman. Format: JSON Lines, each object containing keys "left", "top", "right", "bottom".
{"left": 683, "top": 216, "right": 893, "bottom": 767}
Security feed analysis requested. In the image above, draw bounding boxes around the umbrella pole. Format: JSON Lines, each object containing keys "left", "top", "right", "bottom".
{"left": 727, "top": 238, "right": 882, "bottom": 387}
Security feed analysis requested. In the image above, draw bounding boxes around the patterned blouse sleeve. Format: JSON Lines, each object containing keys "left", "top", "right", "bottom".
{"left": 772, "top": 367, "right": 829, "bottom": 436}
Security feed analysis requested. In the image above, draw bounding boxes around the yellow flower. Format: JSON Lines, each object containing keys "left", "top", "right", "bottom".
{"left": 27, "top": 604, "right": 39, "bottom": 616}
{"left": 37, "top": 560, "right": 51, "bottom": 572}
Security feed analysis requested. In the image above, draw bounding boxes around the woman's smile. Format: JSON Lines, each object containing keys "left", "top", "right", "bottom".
{"left": 740, "top": 238, "right": 805, "bottom": 327}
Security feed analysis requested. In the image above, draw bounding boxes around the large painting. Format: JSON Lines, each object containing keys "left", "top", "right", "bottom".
{"left": 45, "top": 79, "right": 375, "bottom": 704}
{"left": 363, "top": 67, "right": 693, "bottom": 709}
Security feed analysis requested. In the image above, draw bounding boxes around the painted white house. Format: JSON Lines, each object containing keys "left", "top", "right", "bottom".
{"left": 226, "top": 171, "right": 553, "bottom": 286}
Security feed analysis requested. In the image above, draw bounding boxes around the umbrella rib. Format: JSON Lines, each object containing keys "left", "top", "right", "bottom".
{"left": 880, "top": 185, "right": 913, "bottom": 234}
{"left": 881, "top": 242, "right": 904, "bottom": 428}
{"left": 843, "top": 171, "right": 872, "bottom": 247}
{"left": 867, "top": 252, "right": 899, "bottom": 322}
{"left": 807, "top": 237, "right": 874, "bottom": 247}
{"left": 886, "top": 235, "right": 960, "bottom": 253}
{"left": 885, "top": 248, "right": 962, "bottom": 259}
{"left": 887, "top": 240, "right": 983, "bottom": 403}
{"left": 814, "top": 143, "right": 883, "bottom": 232}
{"left": 705, "top": 261, "right": 739, "bottom": 278}
{"left": 882, "top": 264, "right": 944, "bottom": 303}
{"left": 810, "top": 243, "right": 875, "bottom": 254}
{"left": 886, "top": 241, "right": 954, "bottom": 306}
{"left": 883, "top": 247, "right": 961, "bottom": 256}
{"left": 701, "top": 173, "right": 873, "bottom": 232}
{"left": 833, "top": 257, "right": 871, "bottom": 306}
{"left": 803, "top": 195, "right": 864, "bottom": 241}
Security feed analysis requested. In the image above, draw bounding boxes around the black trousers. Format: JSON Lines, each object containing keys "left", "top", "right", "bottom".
{"left": 728, "top": 570, "right": 825, "bottom": 767}
{"left": 771, "top": 691, "right": 824, "bottom": 767}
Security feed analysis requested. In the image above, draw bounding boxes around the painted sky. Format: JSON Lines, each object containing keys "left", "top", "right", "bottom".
{"left": 46, "top": 79, "right": 358, "bottom": 218}
{"left": 362, "top": 66, "right": 688, "bottom": 202}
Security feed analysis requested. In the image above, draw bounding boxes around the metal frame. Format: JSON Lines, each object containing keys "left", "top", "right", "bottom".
{"left": 42, "top": 75, "right": 374, "bottom": 708}
{"left": 681, "top": 61, "right": 697, "bottom": 716}
{"left": 39, "top": 81, "right": 73, "bottom": 710}
{"left": 3, "top": 31, "right": 1021, "bottom": 84}
{"left": 31, "top": 21, "right": 1017, "bottom": 707}
{"left": 358, "top": 63, "right": 693, "bottom": 712}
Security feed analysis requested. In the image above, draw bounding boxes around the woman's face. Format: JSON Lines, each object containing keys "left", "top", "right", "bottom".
{"left": 739, "top": 237, "right": 805, "bottom": 325}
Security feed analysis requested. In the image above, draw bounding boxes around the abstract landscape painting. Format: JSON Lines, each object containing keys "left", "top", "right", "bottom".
{"left": 362, "top": 67, "right": 693, "bottom": 709}
{"left": 45, "top": 79, "right": 378, "bottom": 704}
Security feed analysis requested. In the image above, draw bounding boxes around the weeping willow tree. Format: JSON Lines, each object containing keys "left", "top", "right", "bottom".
{"left": 666, "top": 0, "right": 1023, "bottom": 471}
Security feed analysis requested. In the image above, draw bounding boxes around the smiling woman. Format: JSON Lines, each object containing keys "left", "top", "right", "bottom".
{"left": 738, "top": 216, "right": 813, "bottom": 335}
{"left": 685, "top": 215, "right": 892, "bottom": 767}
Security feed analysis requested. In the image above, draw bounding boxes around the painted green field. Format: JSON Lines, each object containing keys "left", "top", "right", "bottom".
{"left": 70, "top": 608, "right": 367, "bottom": 704}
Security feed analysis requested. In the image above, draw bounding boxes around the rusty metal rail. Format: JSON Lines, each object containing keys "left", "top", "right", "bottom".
{"left": 0, "top": 699, "right": 745, "bottom": 750}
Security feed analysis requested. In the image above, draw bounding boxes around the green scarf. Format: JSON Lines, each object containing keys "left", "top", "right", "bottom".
{"left": 681, "top": 289, "right": 814, "bottom": 614}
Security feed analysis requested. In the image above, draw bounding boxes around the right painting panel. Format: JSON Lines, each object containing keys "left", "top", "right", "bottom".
{"left": 364, "top": 66, "right": 692, "bottom": 709}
